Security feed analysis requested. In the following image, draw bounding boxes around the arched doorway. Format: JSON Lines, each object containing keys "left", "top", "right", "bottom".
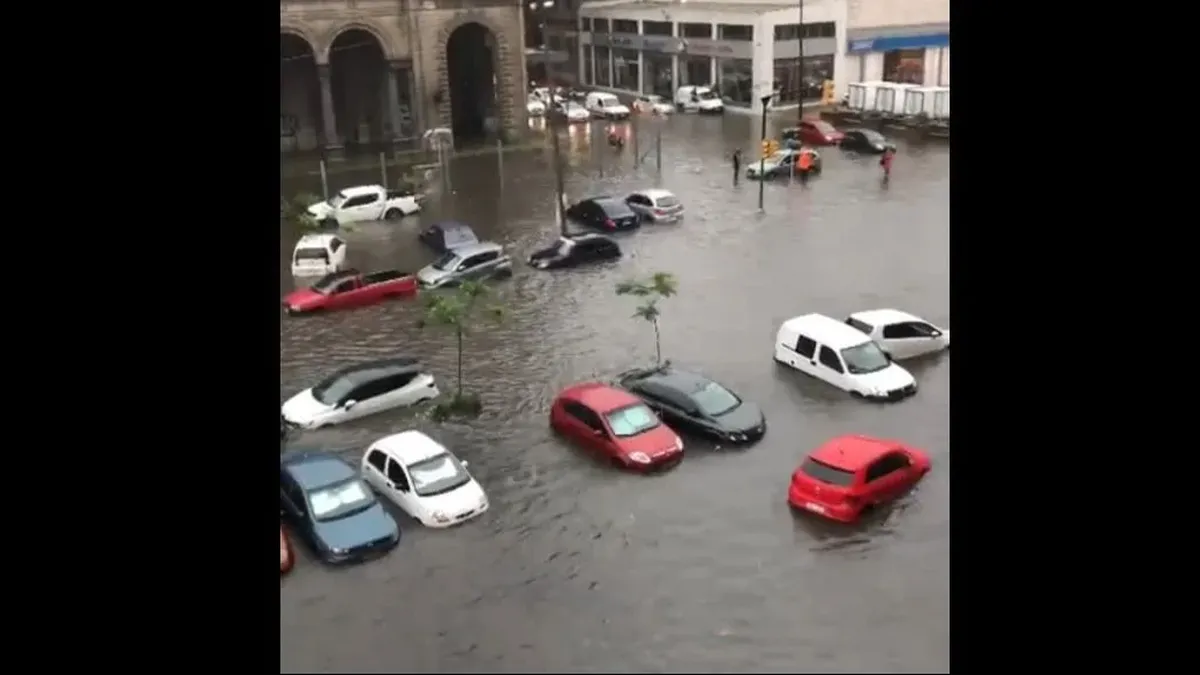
{"left": 329, "top": 28, "right": 388, "bottom": 149}
{"left": 446, "top": 22, "right": 497, "bottom": 140}
{"left": 280, "top": 32, "right": 322, "bottom": 152}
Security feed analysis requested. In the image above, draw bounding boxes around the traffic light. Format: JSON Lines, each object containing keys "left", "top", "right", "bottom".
{"left": 761, "top": 139, "right": 779, "bottom": 158}
{"left": 821, "top": 80, "right": 836, "bottom": 105}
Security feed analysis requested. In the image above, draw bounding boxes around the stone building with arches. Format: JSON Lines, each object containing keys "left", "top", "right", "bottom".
{"left": 280, "top": 0, "right": 529, "bottom": 155}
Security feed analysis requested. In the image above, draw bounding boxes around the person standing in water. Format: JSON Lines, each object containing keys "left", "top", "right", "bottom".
{"left": 797, "top": 147, "right": 814, "bottom": 186}
{"left": 880, "top": 146, "right": 895, "bottom": 183}
{"left": 732, "top": 149, "right": 743, "bottom": 186}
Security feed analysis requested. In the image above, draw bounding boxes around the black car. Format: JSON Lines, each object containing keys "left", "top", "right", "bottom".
{"left": 419, "top": 220, "right": 480, "bottom": 253}
{"left": 529, "top": 234, "right": 621, "bottom": 270}
{"left": 839, "top": 128, "right": 895, "bottom": 154}
{"left": 566, "top": 197, "right": 641, "bottom": 232}
{"left": 617, "top": 363, "right": 766, "bottom": 445}
{"left": 280, "top": 450, "right": 401, "bottom": 564}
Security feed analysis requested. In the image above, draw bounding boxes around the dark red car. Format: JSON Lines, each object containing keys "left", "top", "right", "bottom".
{"left": 794, "top": 118, "right": 845, "bottom": 146}
{"left": 550, "top": 383, "right": 684, "bottom": 471}
{"left": 787, "top": 434, "right": 930, "bottom": 523}
{"left": 280, "top": 526, "right": 294, "bottom": 574}
{"left": 283, "top": 268, "right": 417, "bottom": 315}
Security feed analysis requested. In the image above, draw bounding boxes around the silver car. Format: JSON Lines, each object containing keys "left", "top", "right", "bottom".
{"left": 416, "top": 241, "right": 513, "bottom": 289}
{"left": 624, "top": 189, "right": 684, "bottom": 223}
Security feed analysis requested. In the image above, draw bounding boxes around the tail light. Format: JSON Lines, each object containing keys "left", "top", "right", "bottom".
{"left": 605, "top": 218, "right": 616, "bottom": 229}
{"left": 653, "top": 209, "right": 665, "bottom": 216}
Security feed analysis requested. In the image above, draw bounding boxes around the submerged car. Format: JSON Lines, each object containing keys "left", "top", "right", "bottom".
{"left": 839, "top": 128, "right": 896, "bottom": 154}
{"left": 624, "top": 189, "right": 684, "bottom": 223}
{"left": 528, "top": 234, "right": 621, "bottom": 270}
{"left": 566, "top": 197, "right": 640, "bottom": 231}
{"left": 633, "top": 94, "right": 675, "bottom": 115}
{"left": 550, "top": 382, "right": 684, "bottom": 472}
{"left": 774, "top": 313, "right": 917, "bottom": 401}
{"left": 783, "top": 119, "right": 845, "bottom": 147}
{"left": 280, "top": 450, "right": 401, "bottom": 564}
{"left": 281, "top": 356, "right": 440, "bottom": 429}
{"left": 845, "top": 309, "right": 949, "bottom": 360}
{"left": 361, "top": 431, "right": 489, "bottom": 528}
{"left": 418, "top": 220, "right": 480, "bottom": 254}
{"left": 282, "top": 268, "right": 418, "bottom": 315}
{"left": 416, "top": 241, "right": 513, "bottom": 289}
{"left": 745, "top": 148, "right": 822, "bottom": 180}
{"left": 617, "top": 363, "right": 765, "bottom": 446}
{"left": 787, "top": 434, "right": 931, "bottom": 523}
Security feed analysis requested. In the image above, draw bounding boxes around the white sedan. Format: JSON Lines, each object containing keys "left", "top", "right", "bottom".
{"left": 845, "top": 309, "right": 950, "bottom": 360}
{"left": 557, "top": 101, "right": 592, "bottom": 123}
{"left": 281, "top": 358, "right": 440, "bottom": 430}
{"left": 527, "top": 96, "right": 547, "bottom": 117}
{"left": 634, "top": 95, "right": 675, "bottom": 116}
{"left": 361, "top": 431, "right": 488, "bottom": 528}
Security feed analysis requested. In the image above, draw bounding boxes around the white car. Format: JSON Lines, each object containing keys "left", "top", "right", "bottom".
{"left": 557, "top": 101, "right": 592, "bottom": 123}
{"left": 305, "top": 184, "right": 421, "bottom": 228}
{"left": 633, "top": 94, "right": 674, "bottom": 115}
{"left": 361, "top": 431, "right": 489, "bottom": 528}
{"left": 291, "top": 233, "right": 347, "bottom": 277}
{"left": 584, "top": 92, "right": 631, "bottom": 120}
{"left": 774, "top": 313, "right": 917, "bottom": 401}
{"left": 674, "top": 85, "right": 725, "bottom": 114}
{"left": 527, "top": 96, "right": 547, "bottom": 117}
{"left": 281, "top": 357, "right": 440, "bottom": 429}
{"left": 623, "top": 188, "right": 684, "bottom": 223}
{"left": 845, "top": 309, "right": 950, "bottom": 360}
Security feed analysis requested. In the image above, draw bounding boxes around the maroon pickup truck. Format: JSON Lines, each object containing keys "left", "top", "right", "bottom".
{"left": 283, "top": 268, "right": 418, "bottom": 315}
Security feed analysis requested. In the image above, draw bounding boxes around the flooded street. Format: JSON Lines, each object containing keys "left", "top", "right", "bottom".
{"left": 280, "top": 114, "right": 950, "bottom": 673}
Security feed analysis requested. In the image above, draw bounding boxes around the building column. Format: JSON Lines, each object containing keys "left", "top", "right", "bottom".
{"left": 386, "top": 60, "right": 407, "bottom": 147}
{"left": 317, "top": 64, "right": 343, "bottom": 160}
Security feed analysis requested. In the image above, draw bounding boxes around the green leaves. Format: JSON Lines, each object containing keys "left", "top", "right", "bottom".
{"left": 418, "top": 280, "right": 504, "bottom": 334}
{"left": 615, "top": 272, "right": 678, "bottom": 299}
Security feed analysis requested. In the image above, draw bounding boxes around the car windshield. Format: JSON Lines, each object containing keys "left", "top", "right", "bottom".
{"left": 310, "top": 272, "right": 345, "bottom": 294}
{"left": 604, "top": 404, "right": 661, "bottom": 438}
{"left": 329, "top": 192, "right": 348, "bottom": 208}
{"left": 295, "top": 247, "right": 328, "bottom": 263}
{"left": 655, "top": 195, "right": 680, "bottom": 208}
{"left": 598, "top": 96, "right": 619, "bottom": 106}
{"left": 310, "top": 374, "right": 355, "bottom": 405}
{"left": 799, "top": 458, "right": 856, "bottom": 487}
{"left": 431, "top": 251, "right": 461, "bottom": 271}
{"left": 408, "top": 453, "right": 472, "bottom": 497}
{"left": 698, "top": 90, "right": 719, "bottom": 100}
{"left": 692, "top": 381, "right": 741, "bottom": 417}
{"left": 309, "top": 479, "right": 375, "bottom": 521}
{"left": 841, "top": 342, "right": 892, "bottom": 375}
{"left": 813, "top": 121, "right": 837, "bottom": 133}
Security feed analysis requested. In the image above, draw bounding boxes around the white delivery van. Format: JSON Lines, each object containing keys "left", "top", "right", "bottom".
{"left": 291, "top": 233, "right": 347, "bottom": 277}
{"left": 773, "top": 313, "right": 917, "bottom": 401}
{"left": 675, "top": 86, "right": 724, "bottom": 113}
{"left": 584, "top": 92, "right": 631, "bottom": 119}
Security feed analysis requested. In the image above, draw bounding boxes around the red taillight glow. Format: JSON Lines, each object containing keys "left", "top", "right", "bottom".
{"left": 654, "top": 209, "right": 665, "bottom": 216}
{"left": 605, "top": 218, "right": 616, "bottom": 229}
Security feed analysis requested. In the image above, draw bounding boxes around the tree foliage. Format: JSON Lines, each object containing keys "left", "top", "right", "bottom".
{"left": 418, "top": 280, "right": 505, "bottom": 421}
{"left": 615, "top": 272, "right": 678, "bottom": 365}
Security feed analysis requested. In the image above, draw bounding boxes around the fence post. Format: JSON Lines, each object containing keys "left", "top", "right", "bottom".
{"left": 319, "top": 159, "right": 329, "bottom": 201}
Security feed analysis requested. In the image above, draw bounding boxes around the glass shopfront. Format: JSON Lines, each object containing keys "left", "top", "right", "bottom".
{"left": 718, "top": 58, "right": 753, "bottom": 107}
{"left": 680, "top": 55, "right": 712, "bottom": 86}
{"left": 613, "top": 49, "right": 640, "bottom": 92}
{"left": 594, "top": 46, "right": 612, "bottom": 86}
{"left": 884, "top": 49, "right": 925, "bottom": 84}
{"left": 583, "top": 47, "right": 594, "bottom": 85}
{"left": 643, "top": 53, "right": 674, "bottom": 98}
{"left": 773, "top": 54, "right": 835, "bottom": 104}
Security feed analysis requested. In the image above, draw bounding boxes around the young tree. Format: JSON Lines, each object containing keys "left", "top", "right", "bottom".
{"left": 615, "top": 272, "right": 678, "bottom": 366}
{"left": 417, "top": 280, "right": 504, "bottom": 420}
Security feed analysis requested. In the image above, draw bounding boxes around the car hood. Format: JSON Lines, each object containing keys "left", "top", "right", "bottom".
{"left": 419, "top": 480, "right": 486, "bottom": 515}
{"left": 281, "top": 388, "right": 333, "bottom": 425}
{"left": 617, "top": 424, "right": 681, "bottom": 459}
{"left": 312, "top": 502, "right": 398, "bottom": 551}
{"left": 714, "top": 401, "right": 765, "bottom": 434}
{"left": 283, "top": 288, "right": 324, "bottom": 308}
{"left": 416, "top": 264, "right": 452, "bottom": 286}
{"left": 855, "top": 363, "right": 916, "bottom": 392}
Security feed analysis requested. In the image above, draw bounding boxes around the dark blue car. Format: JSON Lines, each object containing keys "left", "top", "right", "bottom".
{"left": 280, "top": 450, "right": 400, "bottom": 564}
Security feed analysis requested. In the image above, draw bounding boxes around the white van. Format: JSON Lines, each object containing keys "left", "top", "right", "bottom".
{"left": 291, "top": 233, "right": 347, "bottom": 277}
{"left": 675, "top": 86, "right": 724, "bottom": 114}
{"left": 774, "top": 313, "right": 917, "bottom": 401}
{"left": 584, "top": 92, "right": 631, "bottom": 119}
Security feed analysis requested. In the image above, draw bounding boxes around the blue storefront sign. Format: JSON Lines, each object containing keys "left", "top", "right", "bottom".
{"left": 848, "top": 33, "right": 949, "bottom": 53}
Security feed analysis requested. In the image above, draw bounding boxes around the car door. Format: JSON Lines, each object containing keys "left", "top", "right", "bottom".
{"left": 325, "top": 277, "right": 359, "bottom": 310}
{"left": 881, "top": 321, "right": 943, "bottom": 359}
{"left": 340, "top": 376, "right": 395, "bottom": 421}
{"left": 279, "top": 472, "right": 311, "bottom": 535}
{"left": 816, "top": 344, "right": 852, "bottom": 391}
{"left": 384, "top": 455, "right": 420, "bottom": 517}
{"left": 785, "top": 334, "right": 821, "bottom": 378}
{"left": 575, "top": 404, "right": 617, "bottom": 457}
{"left": 799, "top": 122, "right": 817, "bottom": 143}
{"left": 340, "top": 193, "right": 382, "bottom": 224}
{"left": 362, "top": 448, "right": 390, "bottom": 496}
{"left": 862, "top": 452, "right": 914, "bottom": 503}
{"left": 625, "top": 194, "right": 649, "bottom": 220}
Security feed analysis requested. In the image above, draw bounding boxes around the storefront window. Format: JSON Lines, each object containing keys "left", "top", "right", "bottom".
{"left": 718, "top": 58, "right": 752, "bottom": 107}
{"left": 593, "top": 19, "right": 609, "bottom": 33}
{"left": 613, "top": 49, "right": 639, "bottom": 91}
{"left": 613, "top": 19, "right": 637, "bottom": 35}
{"left": 774, "top": 55, "right": 835, "bottom": 103}
{"left": 594, "top": 46, "right": 612, "bottom": 86}
{"left": 717, "top": 24, "right": 753, "bottom": 41}
{"left": 680, "top": 55, "right": 711, "bottom": 86}
{"left": 643, "top": 53, "right": 674, "bottom": 98}
{"left": 884, "top": 49, "right": 925, "bottom": 84}
{"left": 680, "top": 22, "right": 712, "bottom": 39}
{"left": 643, "top": 21, "right": 672, "bottom": 36}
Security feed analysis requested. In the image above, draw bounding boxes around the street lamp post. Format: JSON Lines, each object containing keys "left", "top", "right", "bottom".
{"left": 757, "top": 93, "right": 773, "bottom": 211}
{"left": 797, "top": 0, "right": 805, "bottom": 125}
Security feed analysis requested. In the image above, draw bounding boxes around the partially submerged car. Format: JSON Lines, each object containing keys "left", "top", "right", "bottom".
{"left": 845, "top": 309, "right": 949, "bottom": 360}
{"left": 281, "top": 356, "right": 440, "bottom": 429}
{"left": 418, "top": 220, "right": 480, "bottom": 254}
{"left": 361, "top": 431, "right": 489, "bottom": 528}
{"left": 416, "top": 241, "right": 513, "bottom": 289}
{"left": 283, "top": 268, "right": 417, "bottom": 315}
{"left": 528, "top": 234, "right": 621, "bottom": 270}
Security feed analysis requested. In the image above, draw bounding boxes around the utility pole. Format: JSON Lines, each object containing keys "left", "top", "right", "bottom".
{"left": 546, "top": 14, "right": 569, "bottom": 236}
{"left": 797, "top": 0, "right": 806, "bottom": 124}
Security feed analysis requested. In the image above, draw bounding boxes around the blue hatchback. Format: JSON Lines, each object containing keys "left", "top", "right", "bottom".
{"left": 280, "top": 450, "right": 400, "bottom": 564}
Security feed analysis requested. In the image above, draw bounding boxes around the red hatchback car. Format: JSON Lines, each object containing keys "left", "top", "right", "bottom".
{"left": 280, "top": 526, "right": 294, "bottom": 574}
{"left": 787, "top": 435, "right": 930, "bottom": 522}
{"left": 797, "top": 119, "right": 845, "bottom": 145}
{"left": 551, "top": 383, "right": 684, "bottom": 471}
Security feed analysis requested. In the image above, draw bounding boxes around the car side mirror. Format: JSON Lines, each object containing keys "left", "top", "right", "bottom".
{"left": 342, "top": 399, "right": 357, "bottom": 409}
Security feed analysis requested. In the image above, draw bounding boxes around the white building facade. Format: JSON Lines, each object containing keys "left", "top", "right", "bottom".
{"left": 845, "top": 0, "right": 949, "bottom": 86}
{"left": 572, "top": 0, "right": 850, "bottom": 116}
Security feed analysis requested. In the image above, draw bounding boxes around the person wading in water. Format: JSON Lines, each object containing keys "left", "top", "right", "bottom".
{"left": 880, "top": 146, "right": 895, "bottom": 184}
{"left": 732, "top": 149, "right": 742, "bottom": 186}
{"left": 797, "top": 147, "right": 814, "bottom": 186}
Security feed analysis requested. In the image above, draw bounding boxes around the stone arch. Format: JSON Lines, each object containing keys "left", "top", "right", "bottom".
{"left": 281, "top": 25, "right": 320, "bottom": 60}
{"left": 322, "top": 21, "right": 394, "bottom": 63}
{"left": 437, "top": 13, "right": 514, "bottom": 136}
{"left": 281, "top": 27, "right": 323, "bottom": 151}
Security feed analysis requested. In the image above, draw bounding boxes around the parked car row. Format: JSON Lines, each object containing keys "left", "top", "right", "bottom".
{"left": 528, "top": 84, "right": 726, "bottom": 122}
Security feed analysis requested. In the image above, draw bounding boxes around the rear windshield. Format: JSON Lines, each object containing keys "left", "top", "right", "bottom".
{"left": 295, "top": 247, "right": 328, "bottom": 262}
{"left": 800, "top": 458, "right": 856, "bottom": 486}
{"left": 655, "top": 196, "right": 680, "bottom": 208}
{"left": 598, "top": 200, "right": 635, "bottom": 217}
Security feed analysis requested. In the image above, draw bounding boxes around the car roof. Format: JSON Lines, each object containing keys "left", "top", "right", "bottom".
{"left": 296, "top": 233, "right": 340, "bottom": 246}
{"left": 370, "top": 431, "right": 450, "bottom": 466}
{"left": 281, "top": 450, "right": 356, "bottom": 490}
{"left": 780, "top": 314, "right": 872, "bottom": 349}
{"left": 432, "top": 220, "right": 474, "bottom": 233}
{"left": 317, "top": 356, "right": 421, "bottom": 388}
{"left": 810, "top": 435, "right": 897, "bottom": 471}
{"left": 448, "top": 241, "right": 503, "bottom": 257}
{"left": 560, "top": 382, "right": 641, "bottom": 413}
{"left": 314, "top": 269, "right": 361, "bottom": 284}
{"left": 849, "top": 308, "right": 920, "bottom": 326}
{"left": 633, "top": 188, "right": 676, "bottom": 200}
{"left": 339, "top": 185, "right": 380, "bottom": 197}
{"left": 634, "top": 366, "right": 713, "bottom": 395}
{"left": 592, "top": 197, "right": 630, "bottom": 210}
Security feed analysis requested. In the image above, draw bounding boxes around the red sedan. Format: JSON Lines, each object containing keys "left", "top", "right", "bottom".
{"left": 283, "top": 268, "right": 417, "bottom": 315}
{"left": 796, "top": 118, "right": 845, "bottom": 145}
{"left": 280, "top": 526, "right": 294, "bottom": 574}
{"left": 787, "top": 434, "right": 930, "bottom": 522}
{"left": 550, "top": 383, "right": 684, "bottom": 471}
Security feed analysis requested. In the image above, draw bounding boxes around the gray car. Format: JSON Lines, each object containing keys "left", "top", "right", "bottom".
{"left": 416, "top": 241, "right": 513, "bottom": 289}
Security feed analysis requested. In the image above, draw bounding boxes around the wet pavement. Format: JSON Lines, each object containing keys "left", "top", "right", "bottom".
{"left": 280, "top": 114, "right": 949, "bottom": 673}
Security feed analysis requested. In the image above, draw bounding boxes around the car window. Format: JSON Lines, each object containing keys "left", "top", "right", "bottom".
{"left": 378, "top": 372, "right": 417, "bottom": 393}
{"left": 343, "top": 194, "right": 379, "bottom": 208}
{"left": 599, "top": 201, "right": 635, "bottom": 217}
{"left": 563, "top": 401, "right": 605, "bottom": 432}
{"left": 818, "top": 345, "right": 844, "bottom": 373}
{"left": 331, "top": 279, "right": 356, "bottom": 294}
{"left": 793, "top": 335, "right": 817, "bottom": 358}
{"left": 386, "top": 458, "right": 410, "bottom": 489}
{"left": 348, "top": 376, "right": 394, "bottom": 402}
{"left": 329, "top": 238, "right": 344, "bottom": 253}
{"left": 604, "top": 404, "right": 661, "bottom": 437}
{"left": 865, "top": 452, "right": 911, "bottom": 482}
{"left": 656, "top": 195, "right": 680, "bottom": 208}
{"left": 366, "top": 449, "right": 387, "bottom": 473}
{"left": 841, "top": 342, "right": 891, "bottom": 374}
{"left": 845, "top": 317, "right": 874, "bottom": 335}
{"left": 431, "top": 251, "right": 461, "bottom": 271}
{"left": 799, "top": 458, "right": 856, "bottom": 487}
{"left": 882, "top": 323, "right": 924, "bottom": 339}
{"left": 295, "top": 247, "right": 329, "bottom": 262}
{"left": 691, "top": 380, "right": 740, "bottom": 417}
{"left": 474, "top": 250, "right": 501, "bottom": 265}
